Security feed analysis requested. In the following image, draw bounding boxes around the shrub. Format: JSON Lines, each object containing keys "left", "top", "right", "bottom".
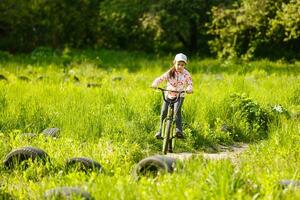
{"left": 224, "top": 93, "right": 271, "bottom": 142}
{"left": 30, "top": 47, "right": 59, "bottom": 60}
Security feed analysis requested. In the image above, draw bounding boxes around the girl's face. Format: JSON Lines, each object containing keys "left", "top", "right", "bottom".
{"left": 174, "top": 61, "right": 186, "bottom": 72}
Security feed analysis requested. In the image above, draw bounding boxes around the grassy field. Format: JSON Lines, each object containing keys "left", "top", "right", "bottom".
{"left": 0, "top": 48, "right": 299, "bottom": 199}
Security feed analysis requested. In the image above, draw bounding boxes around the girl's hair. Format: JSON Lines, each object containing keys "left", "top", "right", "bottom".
{"left": 168, "top": 66, "right": 176, "bottom": 79}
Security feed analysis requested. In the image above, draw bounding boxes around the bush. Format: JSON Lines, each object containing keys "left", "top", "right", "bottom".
{"left": 30, "top": 47, "right": 59, "bottom": 60}
{"left": 229, "top": 94, "right": 271, "bottom": 141}
{"left": 194, "top": 93, "right": 272, "bottom": 144}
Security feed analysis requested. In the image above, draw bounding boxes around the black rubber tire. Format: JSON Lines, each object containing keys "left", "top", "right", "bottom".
{"left": 42, "top": 127, "right": 60, "bottom": 137}
{"left": 3, "top": 146, "right": 49, "bottom": 168}
{"left": 65, "top": 157, "right": 103, "bottom": 172}
{"left": 169, "top": 125, "right": 176, "bottom": 153}
{"left": 18, "top": 76, "right": 30, "bottom": 82}
{"left": 163, "top": 120, "right": 172, "bottom": 155}
{"left": 0, "top": 74, "right": 8, "bottom": 82}
{"left": 168, "top": 139, "right": 173, "bottom": 153}
{"left": 132, "top": 155, "right": 177, "bottom": 178}
{"left": 44, "top": 187, "right": 93, "bottom": 200}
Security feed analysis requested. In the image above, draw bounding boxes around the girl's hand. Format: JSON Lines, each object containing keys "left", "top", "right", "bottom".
{"left": 186, "top": 90, "right": 193, "bottom": 94}
{"left": 150, "top": 84, "right": 158, "bottom": 89}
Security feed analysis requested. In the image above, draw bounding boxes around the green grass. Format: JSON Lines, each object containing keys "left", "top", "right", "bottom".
{"left": 0, "top": 48, "right": 299, "bottom": 199}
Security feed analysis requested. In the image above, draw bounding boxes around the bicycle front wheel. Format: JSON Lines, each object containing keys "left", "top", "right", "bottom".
{"left": 168, "top": 122, "right": 176, "bottom": 153}
{"left": 162, "top": 119, "right": 172, "bottom": 155}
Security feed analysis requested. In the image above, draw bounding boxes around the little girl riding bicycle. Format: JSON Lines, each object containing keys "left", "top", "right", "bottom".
{"left": 151, "top": 53, "right": 193, "bottom": 139}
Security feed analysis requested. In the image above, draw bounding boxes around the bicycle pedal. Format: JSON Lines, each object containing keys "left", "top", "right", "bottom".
{"left": 176, "top": 133, "right": 185, "bottom": 139}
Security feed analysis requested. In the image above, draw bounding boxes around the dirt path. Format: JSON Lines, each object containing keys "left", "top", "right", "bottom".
{"left": 166, "top": 143, "right": 249, "bottom": 162}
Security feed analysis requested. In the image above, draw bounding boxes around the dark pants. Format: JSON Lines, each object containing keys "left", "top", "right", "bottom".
{"left": 159, "top": 97, "right": 184, "bottom": 133}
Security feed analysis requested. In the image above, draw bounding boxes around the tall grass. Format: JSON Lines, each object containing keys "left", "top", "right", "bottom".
{"left": 0, "top": 49, "right": 299, "bottom": 199}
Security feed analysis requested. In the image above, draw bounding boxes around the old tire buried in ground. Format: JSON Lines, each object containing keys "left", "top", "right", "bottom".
{"left": 44, "top": 187, "right": 93, "bottom": 200}
{"left": 65, "top": 157, "right": 103, "bottom": 173}
{"left": 42, "top": 127, "right": 60, "bottom": 137}
{"left": 3, "top": 146, "right": 49, "bottom": 169}
{"left": 132, "top": 155, "right": 177, "bottom": 178}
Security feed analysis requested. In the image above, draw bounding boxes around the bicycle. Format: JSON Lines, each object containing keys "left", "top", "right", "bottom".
{"left": 155, "top": 87, "right": 185, "bottom": 155}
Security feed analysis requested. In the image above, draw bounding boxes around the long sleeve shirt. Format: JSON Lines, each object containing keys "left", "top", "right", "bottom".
{"left": 152, "top": 68, "right": 193, "bottom": 98}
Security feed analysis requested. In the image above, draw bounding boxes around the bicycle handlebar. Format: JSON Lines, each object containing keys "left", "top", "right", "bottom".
{"left": 155, "top": 87, "right": 186, "bottom": 104}
{"left": 156, "top": 87, "right": 186, "bottom": 94}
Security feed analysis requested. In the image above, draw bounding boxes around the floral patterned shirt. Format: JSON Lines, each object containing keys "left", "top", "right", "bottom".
{"left": 152, "top": 68, "right": 193, "bottom": 98}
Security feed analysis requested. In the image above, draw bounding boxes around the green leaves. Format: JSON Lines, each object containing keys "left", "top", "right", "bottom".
{"left": 227, "top": 93, "right": 271, "bottom": 141}
{"left": 268, "top": 0, "right": 300, "bottom": 41}
{"left": 208, "top": 0, "right": 300, "bottom": 60}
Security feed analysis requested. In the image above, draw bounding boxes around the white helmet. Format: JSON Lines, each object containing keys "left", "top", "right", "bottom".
{"left": 174, "top": 53, "right": 187, "bottom": 63}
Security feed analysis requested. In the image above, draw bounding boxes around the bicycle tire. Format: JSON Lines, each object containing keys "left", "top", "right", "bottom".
{"left": 168, "top": 122, "right": 176, "bottom": 152}
{"left": 3, "top": 146, "right": 49, "bottom": 169}
{"left": 163, "top": 119, "right": 172, "bottom": 154}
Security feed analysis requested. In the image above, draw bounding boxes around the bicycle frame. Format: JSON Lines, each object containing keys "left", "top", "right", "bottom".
{"left": 157, "top": 87, "right": 185, "bottom": 154}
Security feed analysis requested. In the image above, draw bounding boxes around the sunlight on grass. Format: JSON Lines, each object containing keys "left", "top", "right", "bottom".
{"left": 0, "top": 49, "right": 299, "bottom": 199}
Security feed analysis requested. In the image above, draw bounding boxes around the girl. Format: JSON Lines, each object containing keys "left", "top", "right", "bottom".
{"left": 151, "top": 53, "right": 193, "bottom": 139}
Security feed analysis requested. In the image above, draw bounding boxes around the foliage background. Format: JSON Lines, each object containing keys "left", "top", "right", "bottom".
{"left": 0, "top": 0, "right": 299, "bottom": 59}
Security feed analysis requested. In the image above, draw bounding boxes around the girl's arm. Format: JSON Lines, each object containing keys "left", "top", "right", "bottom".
{"left": 151, "top": 71, "right": 169, "bottom": 88}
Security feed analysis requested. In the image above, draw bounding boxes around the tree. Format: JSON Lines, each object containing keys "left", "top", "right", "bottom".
{"left": 208, "top": 0, "right": 300, "bottom": 60}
